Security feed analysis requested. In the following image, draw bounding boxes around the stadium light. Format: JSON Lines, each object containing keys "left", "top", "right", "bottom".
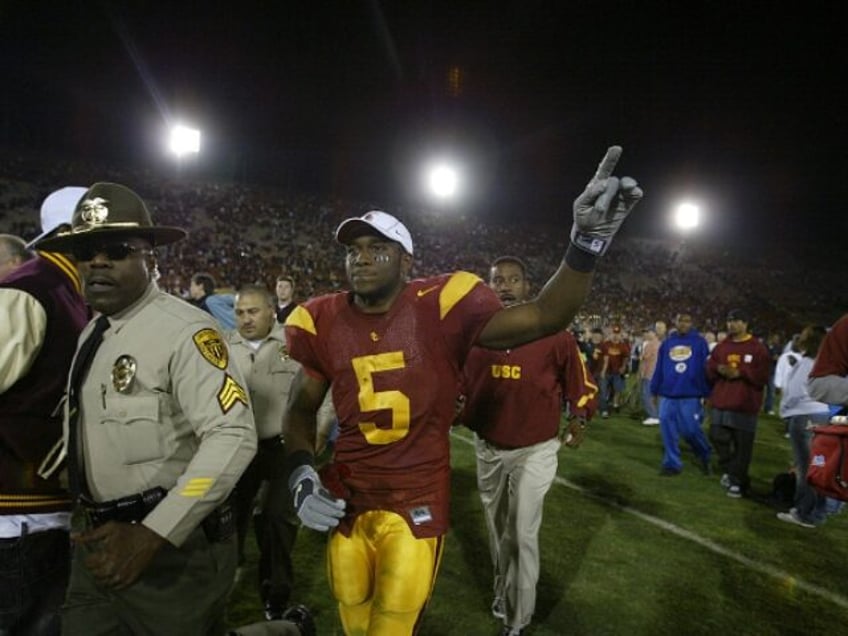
{"left": 674, "top": 202, "right": 700, "bottom": 232}
{"left": 425, "top": 161, "right": 459, "bottom": 201}
{"left": 168, "top": 124, "right": 201, "bottom": 157}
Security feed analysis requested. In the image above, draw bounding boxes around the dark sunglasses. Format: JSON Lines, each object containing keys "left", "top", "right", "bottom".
{"left": 72, "top": 242, "right": 151, "bottom": 262}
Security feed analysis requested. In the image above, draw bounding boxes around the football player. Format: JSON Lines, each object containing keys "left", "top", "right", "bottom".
{"left": 283, "top": 147, "right": 642, "bottom": 635}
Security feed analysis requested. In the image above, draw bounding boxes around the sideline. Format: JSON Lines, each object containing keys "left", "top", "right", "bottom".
{"left": 450, "top": 429, "right": 848, "bottom": 611}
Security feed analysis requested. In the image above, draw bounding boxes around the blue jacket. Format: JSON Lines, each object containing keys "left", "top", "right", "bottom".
{"left": 650, "top": 329, "right": 710, "bottom": 398}
{"left": 199, "top": 293, "right": 236, "bottom": 330}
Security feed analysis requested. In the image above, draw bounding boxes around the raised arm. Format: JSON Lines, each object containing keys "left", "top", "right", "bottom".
{"left": 478, "top": 146, "right": 642, "bottom": 349}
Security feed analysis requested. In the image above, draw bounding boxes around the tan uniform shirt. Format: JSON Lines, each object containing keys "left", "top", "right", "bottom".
{"left": 227, "top": 323, "right": 336, "bottom": 449}
{"left": 71, "top": 283, "right": 257, "bottom": 546}
{"left": 227, "top": 323, "right": 299, "bottom": 440}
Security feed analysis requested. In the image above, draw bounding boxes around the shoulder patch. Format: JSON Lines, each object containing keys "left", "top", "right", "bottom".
{"left": 286, "top": 305, "right": 317, "bottom": 335}
{"left": 193, "top": 328, "right": 228, "bottom": 369}
{"left": 439, "top": 271, "right": 482, "bottom": 320}
{"left": 218, "top": 373, "right": 249, "bottom": 413}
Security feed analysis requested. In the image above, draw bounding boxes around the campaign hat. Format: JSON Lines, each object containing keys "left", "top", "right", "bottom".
{"left": 36, "top": 182, "right": 186, "bottom": 252}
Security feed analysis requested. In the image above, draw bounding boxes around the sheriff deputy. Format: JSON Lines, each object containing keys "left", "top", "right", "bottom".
{"left": 37, "top": 182, "right": 257, "bottom": 635}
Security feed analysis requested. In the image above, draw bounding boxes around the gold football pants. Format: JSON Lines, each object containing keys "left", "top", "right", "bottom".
{"left": 328, "top": 510, "right": 444, "bottom": 635}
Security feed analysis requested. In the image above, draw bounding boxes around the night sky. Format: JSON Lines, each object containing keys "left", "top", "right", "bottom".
{"left": 1, "top": 1, "right": 844, "bottom": 244}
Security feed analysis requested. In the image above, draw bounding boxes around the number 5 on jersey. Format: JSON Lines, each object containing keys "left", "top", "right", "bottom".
{"left": 351, "top": 352, "right": 411, "bottom": 444}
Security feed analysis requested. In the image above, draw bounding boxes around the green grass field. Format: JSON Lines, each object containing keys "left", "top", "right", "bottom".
{"left": 227, "top": 411, "right": 848, "bottom": 635}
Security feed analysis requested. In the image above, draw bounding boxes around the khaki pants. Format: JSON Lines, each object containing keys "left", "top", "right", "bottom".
{"left": 62, "top": 526, "right": 236, "bottom": 635}
{"left": 475, "top": 434, "right": 559, "bottom": 631}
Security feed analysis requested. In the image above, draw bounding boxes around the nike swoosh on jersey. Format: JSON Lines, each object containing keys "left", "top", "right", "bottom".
{"left": 417, "top": 285, "right": 439, "bottom": 297}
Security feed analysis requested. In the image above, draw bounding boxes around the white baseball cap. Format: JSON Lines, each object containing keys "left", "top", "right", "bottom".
{"left": 27, "top": 186, "right": 87, "bottom": 249}
{"left": 335, "top": 210, "right": 413, "bottom": 255}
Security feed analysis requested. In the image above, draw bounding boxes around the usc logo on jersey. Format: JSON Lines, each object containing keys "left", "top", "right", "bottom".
{"left": 491, "top": 364, "right": 521, "bottom": 380}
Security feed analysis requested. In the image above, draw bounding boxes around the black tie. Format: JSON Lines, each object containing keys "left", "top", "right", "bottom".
{"left": 67, "top": 314, "right": 111, "bottom": 499}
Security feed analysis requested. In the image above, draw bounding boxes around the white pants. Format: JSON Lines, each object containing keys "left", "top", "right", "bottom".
{"left": 475, "top": 434, "right": 560, "bottom": 630}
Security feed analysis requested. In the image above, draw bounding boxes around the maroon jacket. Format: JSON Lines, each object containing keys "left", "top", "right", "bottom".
{"left": 706, "top": 334, "right": 770, "bottom": 415}
{"left": 0, "top": 252, "right": 89, "bottom": 514}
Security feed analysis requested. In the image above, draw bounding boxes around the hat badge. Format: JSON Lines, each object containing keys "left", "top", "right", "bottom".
{"left": 80, "top": 197, "right": 110, "bottom": 225}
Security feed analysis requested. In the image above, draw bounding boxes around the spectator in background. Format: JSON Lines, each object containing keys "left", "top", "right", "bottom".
{"left": 0, "top": 187, "right": 90, "bottom": 635}
{"left": 600, "top": 325, "right": 631, "bottom": 418}
{"left": 650, "top": 312, "right": 711, "bottom": 476}
{"left": 190, "top": 271, "right": 236, "bottom": 330}
{"left": 775, "top": 325, "right": 830, "bottom": 528}
{"left": 275, "top": 275, "right": 298, "bottom": 323}
{"left": 774, "top": 333, "right": 802, "bottom": 438}
{"left": 654, "top": 320, "right": 668, "bottom": 343}
{"left": 459, "top": 256, "right": 597, "bottom": 636}
{"left": 227, "top": 285, "right": 311, "bottom": 622}
{"left": 585, "top": 328, "right": 605, "bottom": 389}
{"left": 763, "top": 332, "right": 783, "bottom": 415}
{"left": 639, "top": 327, "right": 660, "bottom": 425}
{"left": 0, "top": 234, "right": 30, "bottom": 280}
{"left": 807, "top": 313, "right": 848, "bottom": 519}
{"left": 808, "top": 313, "right": 848, "bottom": 407}
{"left": 704, "top": 331, "right": 717, "bottom": 352}
{"left": 707, "top": 309, "right": 770, "bottom": 498}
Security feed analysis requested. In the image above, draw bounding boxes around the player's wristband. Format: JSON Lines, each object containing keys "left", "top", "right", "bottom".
{"left": 285, "top": 449, "right": 315, "bottom": 486}
{"left": 564, "top": 242, "right": 599, "bottom": 273}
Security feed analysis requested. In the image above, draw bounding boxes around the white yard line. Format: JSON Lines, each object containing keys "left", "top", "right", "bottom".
{"left": 450, "top": 430, "right": 848, "bottom": 610}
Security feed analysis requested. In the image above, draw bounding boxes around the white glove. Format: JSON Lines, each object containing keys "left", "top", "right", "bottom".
{"left": 289, "top": 464, "right": 346, "bottom": 531}
{"left": 570, "top": 146, "right": 643, "bottom": 256}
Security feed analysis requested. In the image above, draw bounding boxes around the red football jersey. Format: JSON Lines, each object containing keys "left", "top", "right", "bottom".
{"left": 285, "top": 272, "right": 501, "bottom": 537}
{"left": 462, "top": 331, "right": 598, "bottom": 448}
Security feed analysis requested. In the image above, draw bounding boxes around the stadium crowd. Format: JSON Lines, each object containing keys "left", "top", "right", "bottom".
{"left": 2, "top": 149, "right": 843, "bottom": 339}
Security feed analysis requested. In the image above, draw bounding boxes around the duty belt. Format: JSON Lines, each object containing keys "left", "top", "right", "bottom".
{"left": 80, "top": 488, "right": 235, "bottom": 543}
{"left": 80, "top": 487, "right": 167, "bottom": 527}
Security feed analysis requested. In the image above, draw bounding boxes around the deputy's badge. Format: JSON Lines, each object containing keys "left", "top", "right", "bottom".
{"left": 79, "top": 197, "right": 110, "bottom": 225}
{"left": 193, "top": 328, "right": 228, "bottom": 369}
{"left": 218, "top": 373, "right": 249, "bottom": 413}
{"left": 112, "top": 355, "right": 137, "bottom": 392}
{"left": 279, "top": 344, "right": 290, "bottom": 361}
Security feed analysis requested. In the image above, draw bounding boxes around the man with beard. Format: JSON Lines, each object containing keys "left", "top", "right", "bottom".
{"left": 707, "top": 308, "right": 769, "bottom": 498}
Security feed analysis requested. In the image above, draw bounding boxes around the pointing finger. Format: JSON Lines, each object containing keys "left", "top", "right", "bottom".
{"left": 593, "top": 146, "right": 622, "bottom": 181}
